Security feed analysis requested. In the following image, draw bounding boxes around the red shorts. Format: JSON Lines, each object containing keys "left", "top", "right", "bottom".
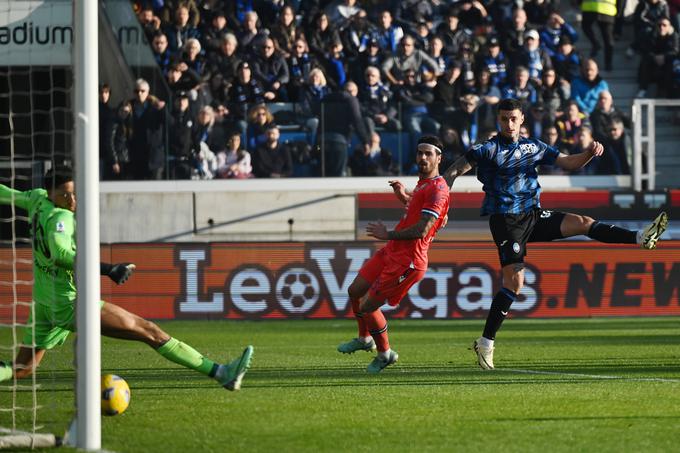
{"left": 359, "top": 248, "right": 425, "bottom": 307}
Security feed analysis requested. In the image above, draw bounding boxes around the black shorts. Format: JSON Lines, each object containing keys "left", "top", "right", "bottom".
{"left": 489, "top": 209, "right": 566, "bottom": 267}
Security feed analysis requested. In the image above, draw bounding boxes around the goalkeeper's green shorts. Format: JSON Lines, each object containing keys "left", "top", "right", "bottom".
{"left": 22, "top": 300, "right": 105, "bottom": 350}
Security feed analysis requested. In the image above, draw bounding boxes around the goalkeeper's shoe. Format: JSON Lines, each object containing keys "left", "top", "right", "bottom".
{"left": 472, "top": 338, "right": 494, "bottom": 370}
{"left": 366, "top": 350, "right": 398, "bottom": 374}
{"left": 641, "top": 212, "right": 668, "bottom": 250}
{"left": 337, "top": 337, "right": 377, "bottom": 354}
{"left": 216, "top": 345, "right": 253, "bottom": 391}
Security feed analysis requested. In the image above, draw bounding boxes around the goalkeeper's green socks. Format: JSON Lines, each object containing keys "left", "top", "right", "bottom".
{"left": 156, "top": 338, "right": 218, "bottom": 377}
{"left": 0, "top": 361, "right": 12, "bottom": 383}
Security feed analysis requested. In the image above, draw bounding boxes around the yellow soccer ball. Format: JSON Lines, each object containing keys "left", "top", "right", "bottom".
{"left": 101, "top": 374, "right": 131, "bottom": 416}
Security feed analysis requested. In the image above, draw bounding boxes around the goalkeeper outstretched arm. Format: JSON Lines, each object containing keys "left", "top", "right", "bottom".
{"left": 100, "top": 263, "right": 136, "bottom": 285}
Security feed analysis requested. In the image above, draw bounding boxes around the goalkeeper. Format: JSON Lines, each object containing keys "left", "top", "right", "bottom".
{"left": 0, "top": 165, "right": 252, "bottom": 391}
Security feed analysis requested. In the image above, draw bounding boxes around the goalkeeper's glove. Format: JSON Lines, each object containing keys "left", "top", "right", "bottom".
{"left": 100, "top": 262, "right": 136, "bottom": 285}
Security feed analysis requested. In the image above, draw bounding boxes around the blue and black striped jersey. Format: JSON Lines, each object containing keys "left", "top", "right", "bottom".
{"left": 465, "top": 135, "right": 560, "bottom": 215}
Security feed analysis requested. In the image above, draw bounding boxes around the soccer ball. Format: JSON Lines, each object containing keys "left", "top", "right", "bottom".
{"left": 101, "top": 374, "right": 130, "bottom": 416}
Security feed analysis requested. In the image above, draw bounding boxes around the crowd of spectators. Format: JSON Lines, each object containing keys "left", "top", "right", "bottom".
{"left": 98, "top": 0, "right": 678, "bottom": 180}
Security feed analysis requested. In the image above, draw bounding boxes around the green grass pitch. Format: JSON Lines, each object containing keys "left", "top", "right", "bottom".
{"left": 2, "top": 317, "right": 680, "bottom": 452}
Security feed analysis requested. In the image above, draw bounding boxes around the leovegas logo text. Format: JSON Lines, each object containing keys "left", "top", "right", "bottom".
{"left": 1, "top": 242, "right": 679, "bottom": 321}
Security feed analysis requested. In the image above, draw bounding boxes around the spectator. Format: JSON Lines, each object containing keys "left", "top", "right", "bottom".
{"left": 581, "top": 0, "right": 616, "bottom": 71}
{"left": 426, "top": 35, "right": 449, "bottom": 79}
{"left": 359, "top": 66, "right": 401, "bottom": 133}
{"left": 269, "top": 5, "right": 298, "bottom": 58}
{"left": 438, "top": 125, "right": 466, "bottom": 172}
{"left": 457, "top": 0, "right": 488, "bottom": 30}
{"left": 99, "top": 84, "right": 116, "bottom": 180}
{"left": 500, "top": 8, "right": 529, "bottom": 61}
{"left": 636, "top": 17, "right": 679, "bottom": 98}
{"left": 394, "top": 69, "right": 439, "bottom": 171}
{"left": 192, "top": 105, "right": 227, "bottom": 159}
{"left": 600, "top": 119, "right": 632, "bottom": 174}
{"left": 163, "top": 4, "right": 201, "bottom": 54}
{"left": 252, "top": 125, "right": 293, "bottom": 178}
{"left": 238, "top": 11, "right": 267, "bottom": 56}
{"left": 326, "top": 0, "right": 365, "bottom": 23}
{"left": 128, "top": 79, "right": 167, "bottom": 180}
{"left": 571, "top": 58, "right": 609, "bottom": 114}
{"left": 448, "top": 94, "right": 482, "bottom": 150}
{"left": 382, "top": 35, "right": 440, "bottom": 86}
{"left": 251, "top": 37, "right": 290, "bottom": 100}
{"left": 476, "top": 36, "right": 508, "bottom": 88}
{"left": 181, "top": 38, "right": 207, "bottom": 77}
{"left": 225, "top": 0, "right": 255, "bottom": 27}
{"left": 540, "top": 12, "right": 578, "bottom": 58}
{"left": 216, "top": 131, "right": 253, "bottom": 179}
{"left": 514, "top": 29, "right": 552, "bottom": 85}
{"left": 137, "top": 5, "right": 162, "bottom": 42}
{"left": 352, "top": 38, "right": 386, "bottom": 82}
{"left": 556, "top": 100, "right": 588, "bottom": 147}
{"left": 307, "top": 12, "right": 341, "bottom": 59}
{"left": 373, "top": 10, "right": 404, "bottom": 53}
{"left": 166, "top": 62, "right": 202, "bottom": 100}
{"left": 431, "top": 62, "right": 463, "bottom": 123}
{"left": 151, "top": 31, "right": 173, "bottom": 75}
{"left": 200, "top": 10, "right": 232, "bottom": 55}
{"left": 337, "top": 14, "right": 373, "bottom": 60}
{"left": 348, "top": 132, "right": 397, "bottom": 176}
{"left": 629, "top": 0, "right": 671, "bottom": 57}
{"left": 590, "top": 90, "right": 632, "bottom": 142}
{"left": 525, "top": 0, "right": 556, "bottom": 27}
{"left": 322, "top": 40, "right": 349, "bottom": 90}
{"left": 414, "top": 20, "right": 434, "bottom": 51}
{"left": 538, "top": 68, "right": 570, "bottom": 123}
{"left": 298, "top": 67, "right": 329, "bottom": 144}
{"left": 287, "top": 38, "right": 321, "bottom": 102}
{"left": 525, "top": 102, "right": 551, "bottom": 139}
{"left": 206, "top": 33, "right": 241, "bottom": 109}
{"left": 553, "top": 35, "right": 581, "bottom": 82}
{"left": 569, "top": 126, "right": 598, "bottom": 174}
{"left": 246, "top": 104, "right": 275, "bottom": 150}
{"left": 539, "top": 125, "right": 568, "bottom": 174}
{"left": 168, "top": 92, "right": 195, "bottom": 179}
{"left": 160, "top": 0, "right": 201, "bottom": 28}
{"left": 318, "top": 81, "right": 371, "bottom": 176}
{"left": 108, "top": 101, "right": 133, "bottom": 180}
{"left": 471, "top": 68, "right": 501, "bottom": 131}
{"left": 501, "top": 66, "right": 537, "bottom": 110}
{"left": 436, "top": 7, "right": 473, "bottom": 57}
{"left": 226, "top": 61, "right": 274, "bottom": 134}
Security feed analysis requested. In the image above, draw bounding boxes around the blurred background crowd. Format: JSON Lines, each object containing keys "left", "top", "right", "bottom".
{"left": 98, "top": 0, "right": 680, "bottom": 180}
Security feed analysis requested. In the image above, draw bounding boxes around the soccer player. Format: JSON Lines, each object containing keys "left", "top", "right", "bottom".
{"left": 337, "top": 135, "right": 450, "bottom": 373}
{"left": 442, "top": 98, "right": 668, "bottom": 370}
{"left": 0, "top": 166, "right": 253, "bottom": 390}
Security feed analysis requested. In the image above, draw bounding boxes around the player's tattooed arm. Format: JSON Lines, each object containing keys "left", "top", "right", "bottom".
{"left": 365, "top": 214, "right": 437, "bottom": 241}
{"left": 442, "top": 156, "right": 474, "bottom": 188}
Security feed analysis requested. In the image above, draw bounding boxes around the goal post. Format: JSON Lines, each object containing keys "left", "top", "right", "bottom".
{"left": 0, "top": 0, "right": 101, "bottom": 449}
{"left": 73, "top": 0, "right": 101, "bottom": 449}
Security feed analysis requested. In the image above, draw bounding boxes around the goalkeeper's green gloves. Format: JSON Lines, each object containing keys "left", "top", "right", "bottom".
{"left": 100, "top": 262, "right": 136, "bottom": 285}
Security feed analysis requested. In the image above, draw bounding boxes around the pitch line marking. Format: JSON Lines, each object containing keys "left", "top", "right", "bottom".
{"left": 505, "top": 368, "right": 680, "bottom": 383}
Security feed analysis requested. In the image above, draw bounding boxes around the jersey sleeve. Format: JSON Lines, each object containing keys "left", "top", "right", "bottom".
{"left": 0, "top": 184, "right": 33, "bottom": 210}
{"left": 464, "top": 142, "right": 485, "bottom": 164}
{"left": 421, "top": 182, "right": 450, "bottom": 220}
{"left": 536, "top": 140, "right": 560, "bottom": 166}
{"left": 46, "top": 211, "right": 76, "bottom": 270}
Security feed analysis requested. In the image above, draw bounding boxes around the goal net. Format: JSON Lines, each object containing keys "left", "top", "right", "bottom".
{"left": 0, "top": 0, "right": 75, "bottom": 447}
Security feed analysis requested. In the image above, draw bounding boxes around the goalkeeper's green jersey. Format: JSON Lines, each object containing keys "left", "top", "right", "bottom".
{"left": 0, "top": 184, "right": 76, "bottom": 306}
